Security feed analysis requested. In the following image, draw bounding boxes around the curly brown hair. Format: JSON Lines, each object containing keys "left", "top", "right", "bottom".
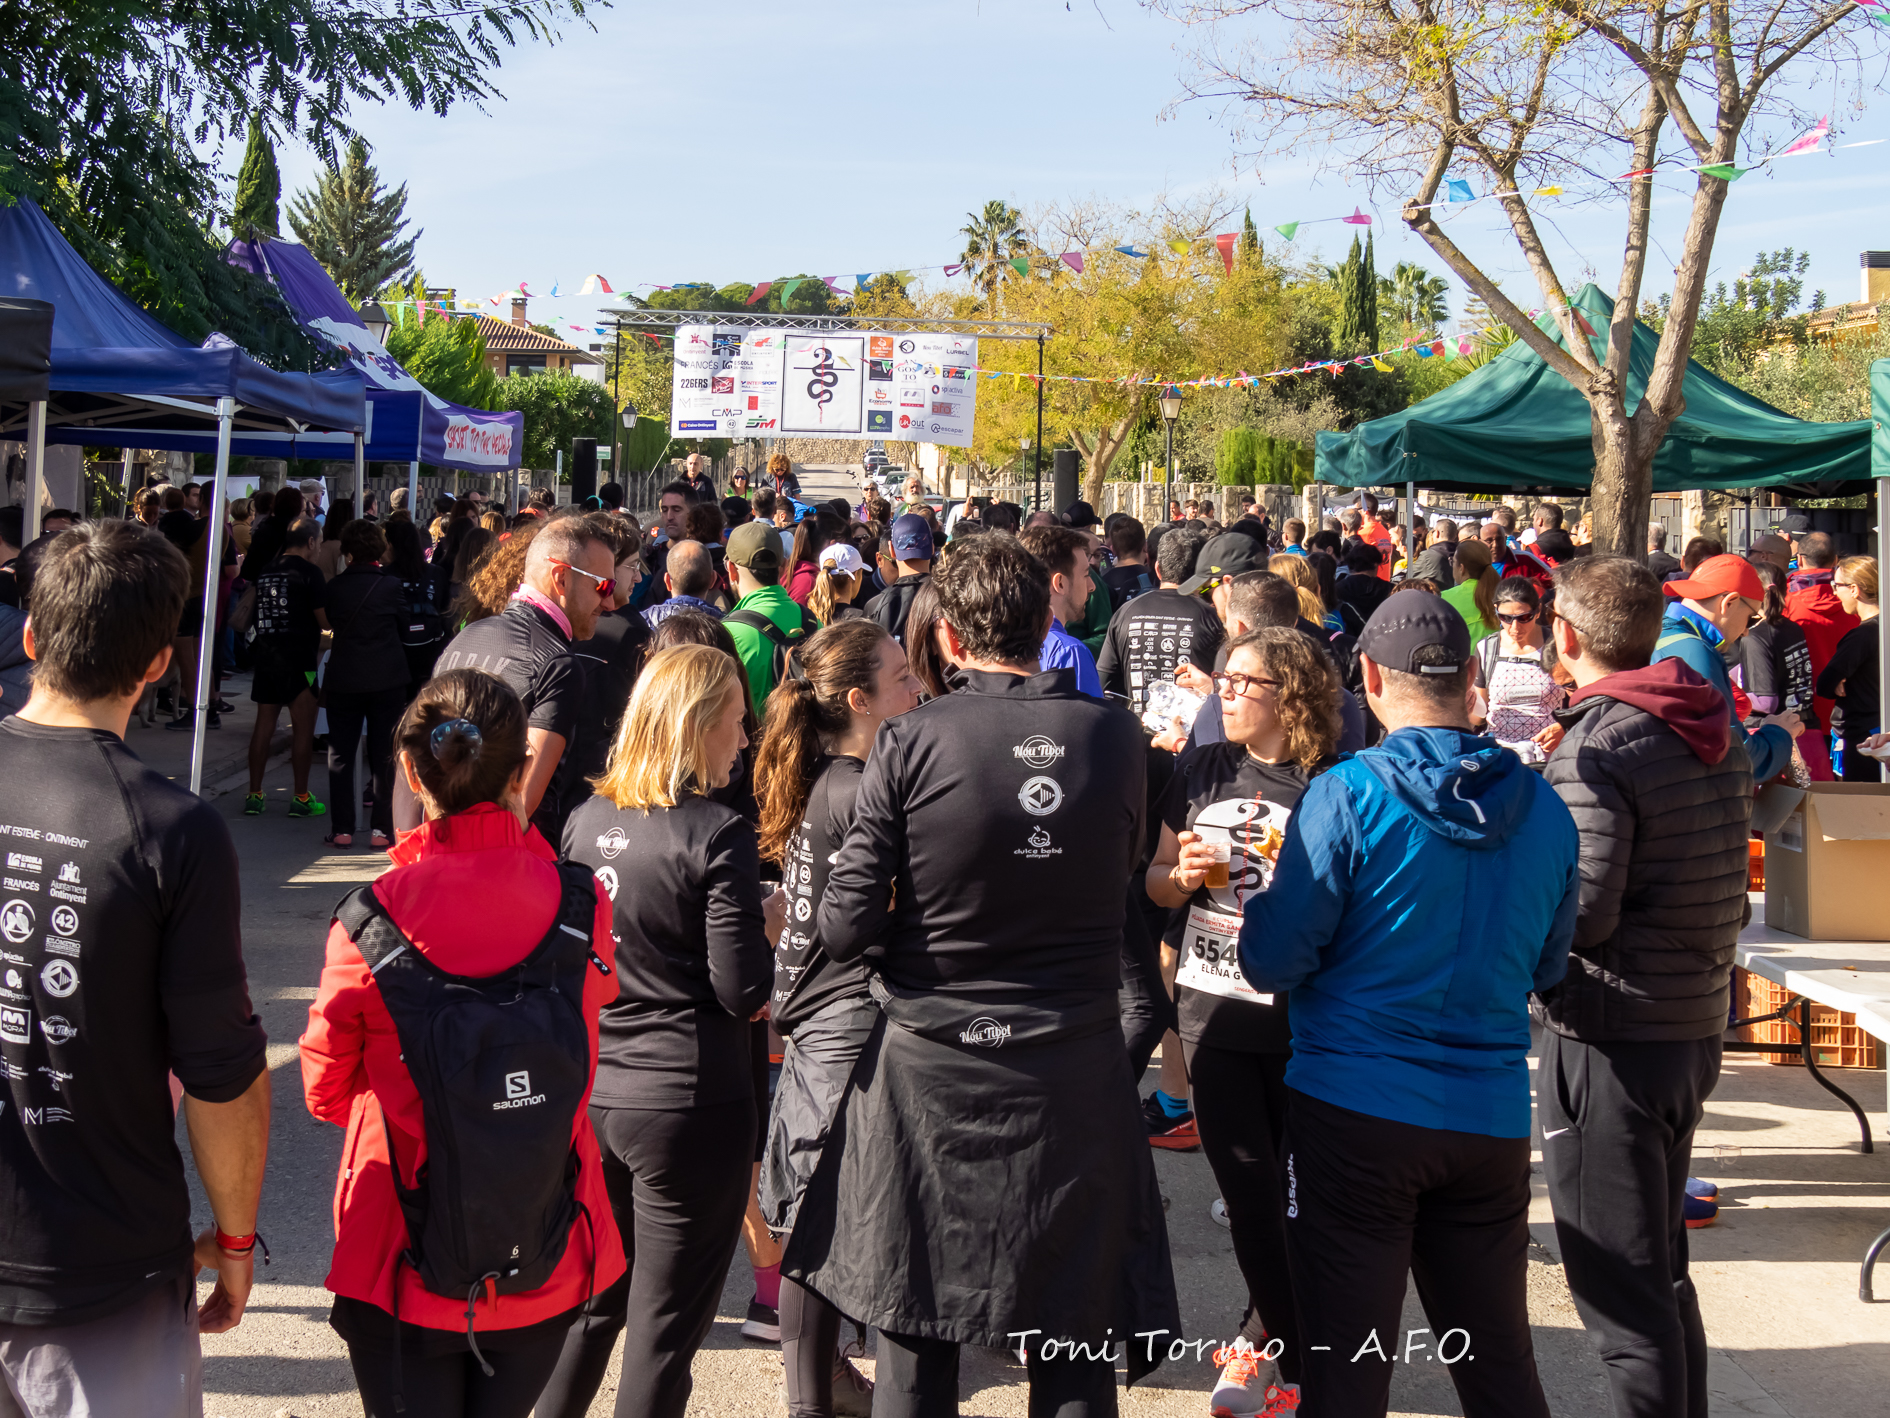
{"left": 1226, "top": 626, "right": 1340, "bottom": 770}
{"left": 453, "top": 520, "right": 540, "bottom": 625}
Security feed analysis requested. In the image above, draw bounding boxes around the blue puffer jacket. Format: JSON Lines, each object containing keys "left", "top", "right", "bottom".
{"left": 1653, "top": 604, "right": 1792, "bottom": 784}
{"left": 1238, "top": 727, "right": 1579, "bottom": 1138}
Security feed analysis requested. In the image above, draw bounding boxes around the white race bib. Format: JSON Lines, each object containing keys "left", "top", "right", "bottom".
{"left": 1174, "top": 904, "right": 1274, "bottom": 1004}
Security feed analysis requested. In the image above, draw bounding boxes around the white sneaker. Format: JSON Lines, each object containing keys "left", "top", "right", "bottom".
{"left": 1209, "top": 1343, "right": 1276, "bottom": 1417}
{"left": 1210, "top": 1196, "right": 1231, "bottom": 1228}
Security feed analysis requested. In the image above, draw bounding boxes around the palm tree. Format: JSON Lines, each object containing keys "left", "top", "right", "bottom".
{"left": 959, "top": 200, "right": 1028, "bottom": 306}
{"left": 1379, "top": 261, "right": 1450, "bottom": 330}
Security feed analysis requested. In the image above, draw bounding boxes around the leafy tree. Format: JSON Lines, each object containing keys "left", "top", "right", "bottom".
{"left": 1241, "top": 207, "right": 1262, "bottom": 262}
{"left": 287, "top": 139, "right": 421, "bottom": 304}
{"left": 1217, "top": 426, "right": 1260, "bottom": 484}
{"left": 1157, "top": 0, "right": 1881, "bottom": 557}
{"left": 0, "top": 0, "right": 594, "bottom": 362}
{"left": 1336, "top": 236, "right": 1370, "bottom": 350}
{"left": 1379, "top": 261, "right": 1449, "bottom": 330}
{"left": 960, "top": 200, "right": 1030, "bottom": 306}
{"left": 384, "top": 308, "right": 501, "bottom": 411}
{"left": 497, "top": 370, "right": 617, "bottom": 471}
{"left": 231, "top": 118, "right": 280, "bottom": 239}
{"left": 1359, "top": 233, "right": 1380, "bottom": 350}
{"left": 1717, "top": 325, "right": 1890, "bottom": 423}
{"left": 1641, "top": 249, "right": 1823, "bottom": 372}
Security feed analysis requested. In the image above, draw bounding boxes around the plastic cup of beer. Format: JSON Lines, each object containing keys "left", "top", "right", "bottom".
{"left": 1204, "top": 840, "right": 1231, "bottom": 890}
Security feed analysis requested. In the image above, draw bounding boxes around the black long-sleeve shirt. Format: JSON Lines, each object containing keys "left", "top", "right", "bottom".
{"left": 819, "top": 668, "right": 1145, "bottom": 999}
{"left": 0, "top": 719, "right": 266, "bottom": 1324}
{"left": 564, "top": 793, "right": 772, "bottom": 1107}
{"left": 1816, "top": 618, "right": 1881, "bottom": 740}
{"left": 1095, "top": 588, "right": 1224, "bottom": 716}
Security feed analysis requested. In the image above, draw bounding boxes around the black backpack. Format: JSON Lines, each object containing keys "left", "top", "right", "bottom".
{"left": 727, "top": 604, "right": 819, "bottom": 686}
{"left": 397, "top": 575, "right": 447, "bottom": 682}
{"left": 331, "top": 860, "right": 608, "bottom": 1374}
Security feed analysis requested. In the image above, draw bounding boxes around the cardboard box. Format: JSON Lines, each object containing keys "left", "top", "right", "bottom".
{"left": 1763, "top": 782, "right": 1890, "bottom": 941}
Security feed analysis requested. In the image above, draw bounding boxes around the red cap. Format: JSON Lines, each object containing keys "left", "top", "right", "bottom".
{"left": 1664, "top": 553, "right": 1764, "bottom": 604}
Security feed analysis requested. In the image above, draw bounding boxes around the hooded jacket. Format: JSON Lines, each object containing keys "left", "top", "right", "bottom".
{"left": 1238, "top": 727, "right": 1579, "bottom": 1139}
{"left": 1654, "top": 603, "right": 1793, "bottom": 784}
{"left": 1535, "top": 660, "right": 1753, "bottom": 1042}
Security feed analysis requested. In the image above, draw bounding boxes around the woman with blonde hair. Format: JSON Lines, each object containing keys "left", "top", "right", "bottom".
{"left": 807, "top": 542, "right": 868, "bottom": 627}
{"left": 753, "top": 620, "right": 920, "bottom": 1416}
{"left": 1269, "top": 552, "right": 1328, "bottom": 628}
{"left": 539, "top": 645, "right": 783, "bottom": 1418}
{"left": 1818, "top": 555, "right": 1881, "bottom": 780}
{"left": 1441, "top": 536, "right": 1500, "bottom": 640}
{"left": 1143, "top": 626, "right": 1340, "bottom": 1413}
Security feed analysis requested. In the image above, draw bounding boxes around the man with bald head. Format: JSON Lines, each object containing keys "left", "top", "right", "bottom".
{"left": 1747, "top": 534, "right": 1790, "bottom": 578}
{"left": 434, "top": 516, "right": 616, "bottom": 841}
{"left": 641, "top": 538, "right": 724, "bottom": 629}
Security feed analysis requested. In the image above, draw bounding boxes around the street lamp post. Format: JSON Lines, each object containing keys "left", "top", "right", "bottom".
{"left": 1159, "top": 385, "right": 1183, "bottom": 523}
{"left": 359, "top": 301, "right": 391, "bottom": 344}
{"left": 1021, "top": 437, "right": 1034, "bottom": 511}
{"left": 622, "top": 401, "right": 639, "bottom": 501}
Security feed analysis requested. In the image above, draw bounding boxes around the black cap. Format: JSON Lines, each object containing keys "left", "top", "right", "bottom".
{"left": 1358, "top": 591, "right": 1472, "bottom": 674}
{"left": 1780, "top": 513, "right": 1811, "bottom": 535}
{"left": 1179, "top": 531, "right": 1266, "bottom": 594}
{"left": 1060, "top": 498, "right": 1099, "bottom": 529}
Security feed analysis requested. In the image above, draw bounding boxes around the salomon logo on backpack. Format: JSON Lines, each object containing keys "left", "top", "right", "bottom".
{"left": 331, "top": 861, "right": 606, "bottom": 1313}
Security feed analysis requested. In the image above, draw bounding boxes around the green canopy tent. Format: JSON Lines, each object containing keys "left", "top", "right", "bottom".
{"left": 1316, "top": 283, "right": 1870, "bottom": 498}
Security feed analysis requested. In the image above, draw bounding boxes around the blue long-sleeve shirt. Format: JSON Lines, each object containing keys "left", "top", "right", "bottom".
{"left": 1654, "top": 604, "right": 1792, "bottom": 784}
{"left": 1238, "top": 727, "right": 1579, "bottom": 1138}
{"left": 1038, "top": 618, "right": 1102, "bottom": 698}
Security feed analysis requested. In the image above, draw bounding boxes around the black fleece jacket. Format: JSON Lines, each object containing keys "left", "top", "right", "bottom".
{"left": 1534, "top": 660, "right": 1754, "bottom": 1042}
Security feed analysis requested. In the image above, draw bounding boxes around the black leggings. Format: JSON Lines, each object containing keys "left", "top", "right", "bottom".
{"left": 339, "top": 1309, "right": 573, "bottom": 1418}
{"left": 534, "top": 1099, "right": 755, "bottom": 1418}
{"left": 1183, "top": 1041, "right": 1300, "bottom": 1383}
{"left": 872, "top": 1332, "right": 1117, "bottom": 1418}
{"left": 780, "top": 1274, "right": 843, "bottom": 1417}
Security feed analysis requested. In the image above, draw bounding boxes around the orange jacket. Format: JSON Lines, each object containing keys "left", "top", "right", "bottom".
{"left": 299, "top": 804, "right": 624, "bottom": 1331}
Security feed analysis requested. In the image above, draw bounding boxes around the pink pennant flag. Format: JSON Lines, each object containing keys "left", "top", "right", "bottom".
{"left": 1060, "top": 252, "right": 1084, "bottom": 274}
{"left": 415, "top": 299, "right": 427, "bottom": 324}
{"left": 822, "top": 276, "right": 845, "bottom": 294}
{"left": 1782, "top": 116, "right": 1829, "bottom": 158}
{"left": 746, "top": 282, "right": 773, "bottom": 307}
{"left": 518, "top": 281, "right": 532, "bottom": 296}
{"left": 944, "top": 263, "right": 964, "bottom": 277}
{"left": 1342, "top": 208, "right": 1372, "bottom": 225}
{"left": 1214, "top": 233, "right": 1236, "bottom": 272}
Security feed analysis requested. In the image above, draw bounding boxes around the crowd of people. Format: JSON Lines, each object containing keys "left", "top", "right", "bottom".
{"left": 0, "top": 465, "right": 1878, "bottom": 1418}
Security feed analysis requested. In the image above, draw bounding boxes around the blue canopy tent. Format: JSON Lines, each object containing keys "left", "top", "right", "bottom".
{"left": 0, "top": 196, "right": 366, "bottom": 791}
{"left": 227, "top": 237, "right": 524, "bottom": 511}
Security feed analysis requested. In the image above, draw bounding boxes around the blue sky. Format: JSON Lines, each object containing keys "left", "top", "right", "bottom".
{"left": 267, "top": 0, "right": 1890, "bottom": 345}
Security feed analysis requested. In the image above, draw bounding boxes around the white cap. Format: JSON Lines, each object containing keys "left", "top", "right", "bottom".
{"left": 819, "top": 543, "right": 865, "bottom": 576}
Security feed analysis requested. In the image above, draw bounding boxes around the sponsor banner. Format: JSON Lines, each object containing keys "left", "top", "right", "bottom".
{"left": 670, "top": 326, "right": 976, "bottom": 446}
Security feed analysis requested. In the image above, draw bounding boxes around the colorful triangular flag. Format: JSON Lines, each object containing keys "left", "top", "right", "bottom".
{"left": 1274, "top": 222, "right": 1300, "bottom": 241}
{"left": 1782, "top": 116, "right": 1829, "bottom": 157}
{"left": 1531, "top": 186, "right": 1563, "bottom": 197}
{"left": 856, "top": 273, "right": 873, "bottom": 291}
{"left": 781, "top": 278, "right": 804, "bottom": 305}
{"left": 1113, "top": 245, "right": 1148, "bottom": 258}
{"left": 579, "top": 274, "right": 614, "bottom": 295}
{"left": 1698, "top": 163, "right": 1748, "bottom": 181}
{"left": 1060, "top": 251, "right": 1084, "bottom": 274}
{"left": 1342, "top": 208, "right": 1372, "bottom": 225}
{"left": 1166, "top": 239, "right": 1191, "bottom": 255}
{"left": 549, "top": 280, "right": 560, "bottom": 297}
{"left": 1009, "top": 256, "right": 1030, "bottom": 276}
{"left": 822, "top": 276, "right": 845, "bottom": 294}
{"left": 1214, "top": 233, "right": 1236, "bottom": 273}
{"left": 746, "top": 281, "right": 773, "bottom": 308}
{"left": 1446, "top": 178, "right": 1475, "bottom": 203}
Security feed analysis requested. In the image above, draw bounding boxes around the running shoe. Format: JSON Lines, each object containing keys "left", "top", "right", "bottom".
{"left": 242, "top": 794, "right": 265, "bottom": 816}
{"left": 1210, "top": 1344, "right": 1276, "bottom": 1417}
{"left": 831, "top": 1351, "right": 874, "bottom": 1416}
{"left": 1260, "top": 1383, "right": 1301, "bottom": 1415}
{"left": 287, "top": 793, "right": 327, "bottom": 819}
{"left": 1143, "top": 1092, "right": 1201, "bottom": 1151}
{"left": 1211, "top": 1197, "right": 1231, "bottom": 1228}
{"left": 370, "top": 831, "right": 392, "bottom": 850}
{"left": 163, "top": 710, "right": 195, "bottom": 731}
{"left": 740, "top": 1298, "right": 780, "bottom": 1343}
{"left": 325, "top": 833, "right": 353, "bottom": 848}
{"left": 1683, "top": 1194, "right": 1718, "bottom": 1229}
{"left": 1686, "top": 1177, "right": 1718, "bottom": 1202}
{"left": 212, "top": 699, "right": 236, "bottom": 714}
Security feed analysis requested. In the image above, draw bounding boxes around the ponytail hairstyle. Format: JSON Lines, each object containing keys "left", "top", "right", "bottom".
{"left": 1454, "top": 538, "right": 1498, "bottom": 628}
{"left": 395, "top": 668, "right": 530, "bottom": 821}
{"left": 754, "top": 620, "right": 891, "bottom": 863}
{"left": 1269, "top": 552, "right": 1327, "bottom": 626}
{"left": 808, "top": 562, "right": 864, "bottom": 627}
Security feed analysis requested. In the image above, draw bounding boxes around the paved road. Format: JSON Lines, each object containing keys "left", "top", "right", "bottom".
{"left": 162, "top": 681, "right": 1883, "bottom": 1417}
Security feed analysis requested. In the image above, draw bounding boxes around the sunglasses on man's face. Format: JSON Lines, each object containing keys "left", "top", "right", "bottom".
{"left": 552, "top": 559, "right": 615, "bottom": 600}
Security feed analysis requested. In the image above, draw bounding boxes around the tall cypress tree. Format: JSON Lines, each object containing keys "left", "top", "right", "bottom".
{"left": 286, "top": 138, "right": 421, "bottom": 304}
{"left": 1358, "top": 232, "right": 1380, "bottom": 351}
{"left": 1337, "top": 235, "right": 1366, "bottom": 350}
{"left": 231, "top": 118, "right": 280, "bottom": 239}
{"left": 1241, "top": 206, "right": 1261, "bottom": 263}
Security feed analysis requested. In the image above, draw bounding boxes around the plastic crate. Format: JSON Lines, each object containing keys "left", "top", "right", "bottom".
{"left": 1739, "top": 972, "right": 1882, "bottom": 1068}
{"left": 1747, "top": 837, "right": 1765, "bottom": 892}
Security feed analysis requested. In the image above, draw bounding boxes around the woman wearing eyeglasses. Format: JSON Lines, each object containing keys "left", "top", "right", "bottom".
{"left": 1470, "top": 577, "right": 1566, "bottom": 766}
{"left": 1816, "top": 556, "right": 1881, "bottom": 780}
{"left": 1143, "top": 627, "right": 1341, "bottom": 1417}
